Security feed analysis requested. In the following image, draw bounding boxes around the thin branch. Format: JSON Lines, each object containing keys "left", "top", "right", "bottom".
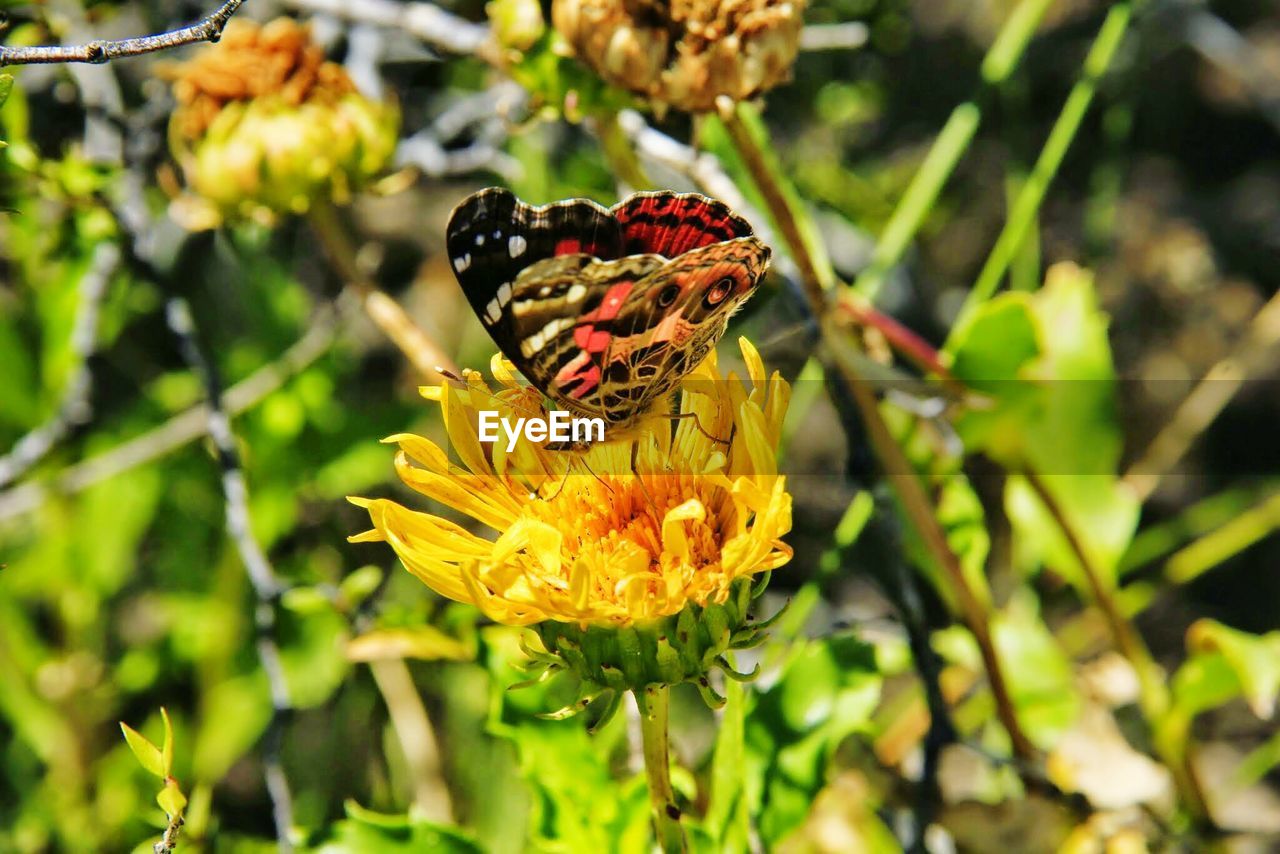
{"left": 718, "top": 98, "right": 834, "bottom": 308}
{"left": 308, "top": 203, "right": 459, "bottom": 381}
{"left": 165, "top": 297, "right": 295, "bottom": 853}
{"left": 0, "top": 243, "right": 120, "bottom": 488}
{"left": 278, "top": 0, "right": 498, "bottom": 64}
{"left": 0, "top": 0, "right": 249, "bottom": 67}
{"left": 0, "top": 305, "right": 338, "bottom": 521}
{"left": 367, "top": 659, "right": 455, "bottom": 822}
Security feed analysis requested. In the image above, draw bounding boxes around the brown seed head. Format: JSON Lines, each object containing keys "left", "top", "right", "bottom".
{"left": 552, "top": 0, "right": 805, "bottom": 112}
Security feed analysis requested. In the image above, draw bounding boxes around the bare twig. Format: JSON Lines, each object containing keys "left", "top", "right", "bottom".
{"left": 718, "top": 98, "right": 834, "bottom": 308}
{"left": 0, "top": 0, "right": 248, "bottom": 67}
{"left": 0, "top": 306, "right": 338, "bottom": 521}
{"left": 1180, "top": 8, "right": 1280, "bottom": 137}
{"left": 367, "top": 659, "right": 455, "bottom": 822}
{"left": 0, "top": 244, "right": 120, "bottom": 488}
{"left": 165, "top": 297, "right": 295, "bottom": 853}
{"left": 278, "top": 0, "right": 498, "bottom": 63}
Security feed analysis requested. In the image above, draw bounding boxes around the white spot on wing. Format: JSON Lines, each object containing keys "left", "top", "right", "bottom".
{"left": 509, "top": 235, "right": 528, "bottom": 258}
{"left": 475, "top": 234, "right": 485, "bottom": 246}
{"left": 453, "top": 253, "right": 471, "bottom": 272}
{"left": 566, "top": 284, "right": 587, "bottom": 303}
{"left": 538, "top": 286, "right": 551, "bottom": 297}
{"left": 519, "top": 318, "right": 570, "bottom": 357}
{"left": 485, "top": 299, "right": 501, "bottom": 325}
{"left": 497, "top": 281, "right": 513, "bottom": 306}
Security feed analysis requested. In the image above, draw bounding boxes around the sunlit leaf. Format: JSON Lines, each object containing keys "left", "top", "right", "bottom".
{"left": 156, "top": 779, "right": 187, "bottom": 817}
{"left": 120, "top": 722, "right": 165, "bottom": 779}
{"left": 1186, "top": 620, "right": 1280, "bottom": 720}
{"left": 347, "top": 626, "right": 474, "bottom": 662}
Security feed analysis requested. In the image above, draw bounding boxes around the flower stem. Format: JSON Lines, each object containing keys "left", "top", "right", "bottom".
{"left": 635, "top": 686, "right": 686, "bottom": 853}
{"left": 825, "top": 327, "right": 1037, "bottom": 761}
{"left": 718, "top": 88, "right": 1036, "bottom": 763}
{"left": 718, "top": 99, "right": 832, "bottom": 311}
{"left": 596, "top": 110, "right": 653, "bottom": 192}
{"left": 308, "top": 201, "right": 458, "bottom": 380}
{"left": 1022, "top": 469, "right": 1209, "bottom": 820}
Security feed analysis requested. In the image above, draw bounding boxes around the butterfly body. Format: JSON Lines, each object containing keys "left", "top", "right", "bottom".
{"left": 446, "top": 188, "right": 770, "bottom": 433}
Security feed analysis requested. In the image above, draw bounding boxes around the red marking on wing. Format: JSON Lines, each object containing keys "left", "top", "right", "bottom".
{"left": 569, "top": 365, "right": 600, "bottom": 399}
{"left": 583, "top": 283, "right": 632, "bottom": 322}
{"left": 614, "top": 195, "right": 750, "bottom": 257}
{"left": 575, "top": 326, "right": 611, "bottom": 352}
{"left": 554, "top": 351, "right": 601, "bottom": 398}
{"left": 554, "top": 237, "right": 582, "bottom": 255}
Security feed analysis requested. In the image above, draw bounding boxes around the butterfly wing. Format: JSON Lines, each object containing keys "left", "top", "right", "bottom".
{"left": 594, "top": 236, "right": 772, "bottom": 423}
{"left": 500, "top": 253, "right": 665, "bottom": 415}
{"left": 445, "top": 188, "right": 624, "bottom": 346}
{"left": 612, "top": 191, "right": 754, "bottom": 258}
{"left": 445, "top": 187, "right": 770, "bottom": 430}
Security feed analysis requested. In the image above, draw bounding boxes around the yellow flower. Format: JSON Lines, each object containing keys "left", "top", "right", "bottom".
{"left": 350, "top": 337, "right": 792, "bottom": 632}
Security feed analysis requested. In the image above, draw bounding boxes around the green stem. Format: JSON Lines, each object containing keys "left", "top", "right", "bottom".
{"left": 635, "top": 686, "right": 686, "bottom": 853}
{"left": 719, "top": 100, "right": 832, "bottom": 312}
{"left": 596, "top": 110, "right": 653, "bottom": 191}
{"left": 723, "top": 87, "right": 1037, "bottom": 760}
{"left": 1022, "top": 469, "right": 1208, "bottom": 819}
{"left": 953, "top": 4, "right": 1132, "bottom": 330}
{"left": 824, "top": 325, "right": 1037, "bottom": 761}
{"left": 851, "top": 0, "right": 1056, "bottom": 301}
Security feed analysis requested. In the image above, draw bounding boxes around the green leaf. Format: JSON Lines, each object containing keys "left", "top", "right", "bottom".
{"left": 0, "top": 75, "right": 12, "bottom": 111}
{"left": 156, "top": 779, "right": 187, "bottom": 817}
{"left": 1186, "top": 620, "right": 1280, "bottom": 720}
{"left": 744, "top": 634, "right": 881, "bottom": 845}
{"left": 339, "top": 565, "right": 385, "bottom": 607}
{"left": 992, "top": 592, "right": 1080, "bottom": 748}
{"left": 160, "top": 708, "right": 175, "bottom": 776}
{"left": 120, "top": 722, "right": 166, "bottom": 779}
{"left": 950, "top": 264, "right": 1138, "bottom": 591}
{"left": 482, "top": 627, "right": 650, "bottom": 852}
{"left": 310, "top": 800, "right": 484, "bottom": 853}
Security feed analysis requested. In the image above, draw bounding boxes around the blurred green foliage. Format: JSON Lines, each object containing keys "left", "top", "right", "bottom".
{"left": 2, "top": 0, "right": 1279, "bottom": 852}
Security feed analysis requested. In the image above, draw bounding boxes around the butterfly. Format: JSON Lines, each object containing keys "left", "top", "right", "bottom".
{"left": 445, "top": 188, "right": 771, "bottom": 431}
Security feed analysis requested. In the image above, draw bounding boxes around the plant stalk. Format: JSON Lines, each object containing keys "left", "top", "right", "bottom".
{"left": 724, "top": 86, "right": 1036, "bottom": 762}
{"left": 308, "top": 202, "right": 458, "bottom": 380}
{"left": 635, "top": 686, "right": 686, "bottom": 853}
{"left": 1022, "top": 469, "right": 1208, "bottom": 818}
{"left": 718, "top": 99, "right": 832, "bottom": 311}
{"left": 826, "top": 330, "right": 1037, "bottom": 761}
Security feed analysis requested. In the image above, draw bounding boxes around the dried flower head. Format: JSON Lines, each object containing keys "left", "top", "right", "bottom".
{"left": 551, "top": 0, "right": 806, "bottom": 112}
{"left": 161, "top": 18, "right": 399, "bottom": 228}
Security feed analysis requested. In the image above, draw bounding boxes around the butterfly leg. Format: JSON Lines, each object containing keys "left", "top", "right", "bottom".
{"left": 668, "top": 410, "right": 732, "bottom": 447}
